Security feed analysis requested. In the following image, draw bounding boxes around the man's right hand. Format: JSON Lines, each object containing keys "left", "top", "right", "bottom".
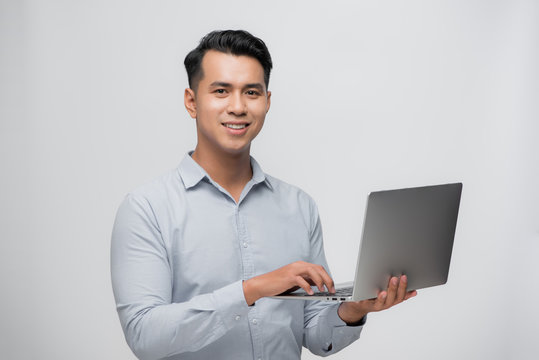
{"left": 242, "top": 261, "right": 336, "bottom": 305}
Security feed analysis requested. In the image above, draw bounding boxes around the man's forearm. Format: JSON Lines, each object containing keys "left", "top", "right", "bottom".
{"left": 242, "top": 277, "right": 262, "bottom": 305}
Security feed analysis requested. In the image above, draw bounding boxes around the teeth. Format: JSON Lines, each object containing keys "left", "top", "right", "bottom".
{"left": 225, "top": 123, "right": 246, "bottom": 129}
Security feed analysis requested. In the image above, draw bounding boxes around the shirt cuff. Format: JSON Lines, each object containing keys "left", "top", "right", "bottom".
{"left": 319, "top": 303, "right": 365, "bottom": 353}
{"left": 324, "top": 303, "right": 367, "bottom": 327}
{"left": 213, "top": 280, "right": 252, "bottom": 331}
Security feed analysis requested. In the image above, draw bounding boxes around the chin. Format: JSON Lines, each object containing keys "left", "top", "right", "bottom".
{"left": 221, "top": 144, "right": 251, "bottom": 156}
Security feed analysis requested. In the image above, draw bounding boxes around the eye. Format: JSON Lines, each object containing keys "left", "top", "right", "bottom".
{"left": 215, "top": 89, "right": 226, "bottom": 94}
{"left": 246, "top": 90, "right": 260, "bottom": 96}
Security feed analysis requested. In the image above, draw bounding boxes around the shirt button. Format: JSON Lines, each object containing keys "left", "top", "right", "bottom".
{"left": 243, "top": 242, "right": 248, "bottom": 248}
{"left": 235, "top": 315, "right": 241, "bottom": 321}
{"left": 252, "top": 319, "right": 258, "bottom": 325}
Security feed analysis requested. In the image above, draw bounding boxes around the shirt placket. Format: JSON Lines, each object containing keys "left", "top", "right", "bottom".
{"left": 235, "top": 205, "right": 264, "bottom": 360}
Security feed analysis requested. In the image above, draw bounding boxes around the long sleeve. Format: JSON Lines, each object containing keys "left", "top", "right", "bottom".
{"left": 302, "top": 201, "right": 365, "bottom": 356}
{"left": 110, "top": 194, "right": 251, "bottom": 360}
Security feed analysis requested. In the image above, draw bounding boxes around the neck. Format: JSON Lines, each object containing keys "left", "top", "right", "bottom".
{"left": 191, "top": 146, "right": 252, "bottom": 202}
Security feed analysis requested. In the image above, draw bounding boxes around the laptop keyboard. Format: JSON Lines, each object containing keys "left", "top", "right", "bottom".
{"left": 313, "top": 286, "right": 353, "bottom": 297}
{"left": 293, "top": 286, "right": 353, "bottom": 297}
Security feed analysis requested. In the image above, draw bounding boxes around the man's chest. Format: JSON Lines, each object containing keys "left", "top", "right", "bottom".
{"left": 160, "top": 200, "right": 312, "bottom": 301}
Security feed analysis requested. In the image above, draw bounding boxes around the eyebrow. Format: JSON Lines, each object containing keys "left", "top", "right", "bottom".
{"left": 209, "top": 81, "right": 232, "bottom": 88}
{"left": 245, "top": 83, "right": 265, "bottom": 92}
{"left": 209, "top": 81, "right": 265, "bottom": 91}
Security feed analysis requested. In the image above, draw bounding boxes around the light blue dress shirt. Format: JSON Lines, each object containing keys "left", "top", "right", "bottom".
{"left": 111, "top": 153, "right": 364, "bottom": 360}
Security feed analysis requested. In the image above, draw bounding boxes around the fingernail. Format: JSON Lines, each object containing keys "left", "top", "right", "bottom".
{"left": 392, "top": 277, "right": 398, "bottom": 285}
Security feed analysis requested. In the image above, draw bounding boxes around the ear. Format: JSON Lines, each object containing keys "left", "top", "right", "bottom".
{"left": 184, "top": 88, "right": 197, "bottom": 119}
{"left": 265, "top": 90, "right": 271, "bottom": 113}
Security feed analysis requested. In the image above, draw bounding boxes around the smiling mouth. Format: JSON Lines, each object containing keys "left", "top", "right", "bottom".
{"left": 223, "top": 123, "right": 249, "bottom": 130}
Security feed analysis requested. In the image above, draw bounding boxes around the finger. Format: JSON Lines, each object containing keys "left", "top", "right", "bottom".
{"left": 404, "top": 290, "right": 417, "bottom": 301}
{"left": 305, "top": 267, "right": 326, "bottom": 293}
{"left": 384, "top": 277, "right": 399, "bottom": 307}
{"left": 295, "top": 275, "right": 314, "bottom": 295}
{"left": 372, "top": 290, "right": 387, "bottom": 311}
{"left": 395, "top": 275, "right": 408, "bottom": 303}
{"left": 316, "top": 265, "right": 335, "bottom": 293}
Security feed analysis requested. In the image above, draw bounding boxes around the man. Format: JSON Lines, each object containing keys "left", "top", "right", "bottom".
{"left": 111, "top": 30, "right": 416, "bottom": 360}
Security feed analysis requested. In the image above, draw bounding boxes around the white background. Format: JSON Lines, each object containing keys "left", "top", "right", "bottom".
{"left": 1, "top": 1, "right": 538, "bottom": 359}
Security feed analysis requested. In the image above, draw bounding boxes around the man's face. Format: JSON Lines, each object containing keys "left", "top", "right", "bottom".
{"left": 185, "top": 50, "right": 271, "bottom": 157}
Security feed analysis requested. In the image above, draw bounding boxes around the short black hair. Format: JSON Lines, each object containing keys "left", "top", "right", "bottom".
{"left": 184, "top": 30, "right": 273, "bottom": 91}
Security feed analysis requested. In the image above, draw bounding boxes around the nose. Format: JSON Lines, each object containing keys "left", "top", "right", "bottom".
{"left": 227, "top": 92, "right": 247, "bottom": 116}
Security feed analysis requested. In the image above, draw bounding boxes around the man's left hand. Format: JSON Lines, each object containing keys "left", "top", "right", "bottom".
{"left": 337, "top": 275, "right": 417, "bottom": 325}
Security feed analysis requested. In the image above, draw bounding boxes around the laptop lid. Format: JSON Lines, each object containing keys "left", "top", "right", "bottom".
{"left": 351, "top": 182, "right": 462, "bottom": 301}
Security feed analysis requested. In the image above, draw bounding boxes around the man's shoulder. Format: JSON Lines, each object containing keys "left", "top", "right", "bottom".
{"left": 264, "top": 173, "right": 317, "bottom": 208}
{"left": 126, "top": 166, "right": 183, "bottom": 204}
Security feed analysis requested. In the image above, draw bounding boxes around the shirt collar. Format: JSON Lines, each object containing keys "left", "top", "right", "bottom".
{"left": 177, "top": 152, "right": 208, "bottom": 189}
{"left": 250, "top": 156, "right": 273, "bottom": 189}
{"left": 177, "top": 152, "right": 273, "bottom": 191}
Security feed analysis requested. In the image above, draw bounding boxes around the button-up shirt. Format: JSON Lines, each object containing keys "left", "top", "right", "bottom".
{"left": 111, "top": 153, "right": 364, "bottom": 360}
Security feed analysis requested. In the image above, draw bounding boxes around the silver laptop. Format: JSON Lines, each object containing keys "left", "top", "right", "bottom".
{"left": 273, "top": 182, "right": 463, "bottom": 302}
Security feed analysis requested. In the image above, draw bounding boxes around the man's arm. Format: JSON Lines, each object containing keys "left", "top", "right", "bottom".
{"left": 111, "top": 194, "right": 251, "bottom": 360}
{"left": 300, "top": 205, "right": 366, "bottom": 356}
{"left": 300, "top": 199, "right": 416, "bottom": 356}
